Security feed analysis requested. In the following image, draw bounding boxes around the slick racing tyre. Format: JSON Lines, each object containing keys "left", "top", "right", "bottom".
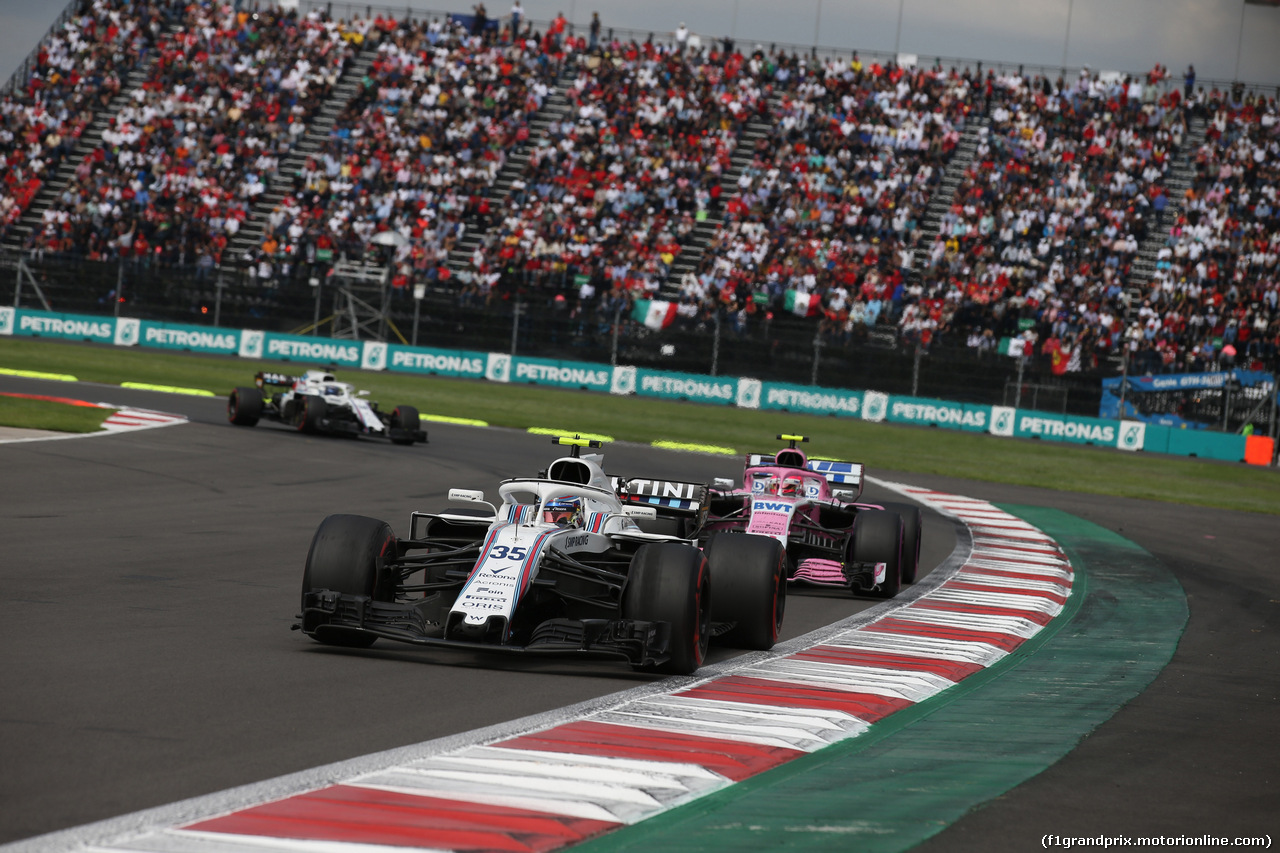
{"left": 301, "top": 514, "right": 397, "bottom": 648}
{"left": 227, "top": 387, "right": 263, "bottom": 426}
{"left": 296, "top": 394, "right": 326, "bottom": 434}
{"left": 852, "top": 509, "right": 904, "bottom": 598}
{"left": 704, "top": 532, "right": 786, "bottom": 650}
{"left": 623, "top": 543, "right": 710, "bottom": 675}
{"left": 880, "top": 501, "right": 923, "bottom": 585}
{"left": 390, "top": 405, "right": 420, "bottom": 445}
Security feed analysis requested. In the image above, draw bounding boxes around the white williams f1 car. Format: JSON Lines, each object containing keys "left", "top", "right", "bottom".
{"left": 228, "top": 370, "right": 426, "bottom": 445}
{"left": 295, "top": 437, "right": 785, "bottom": 674}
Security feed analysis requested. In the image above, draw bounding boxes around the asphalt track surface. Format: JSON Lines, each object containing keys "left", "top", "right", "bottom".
{"left": 1, "top": 375, "right": 1276, "bottom": 849}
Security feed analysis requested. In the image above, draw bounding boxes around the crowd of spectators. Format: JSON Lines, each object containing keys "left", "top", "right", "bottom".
{"left": 453, "top": 34, "right": 766, "bottom": 308}
{"left": 19, "top": 2, "right": 358, "bottom": 275}
{"left": 3, "top": 5, "right": 1277, "bottom": 378}
{"left": 1, "top": 0, "right": 173, "bottom": 244}
{"left": 242, "top": 14, "right": 562, "bottom": 293}
{"left": 1132, "top": 88, "right": 1280, "bottom": 375}
{"left": 677, "top": 52, "right": 973, "bottom": 343}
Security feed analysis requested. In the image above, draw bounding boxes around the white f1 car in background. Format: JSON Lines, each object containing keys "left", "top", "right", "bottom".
{"left": 228, "top": 370, "right": 426, "bottom": 445}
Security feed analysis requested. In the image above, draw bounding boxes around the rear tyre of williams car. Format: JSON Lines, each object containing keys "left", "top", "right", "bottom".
{"left": 227, "top": 387, "right": 263, "bottom": 426}
{"left": 623, "top": 543, "right": 711, "bottom": 675}
{"left": 301, "top": 514, "right": 397, "bottom": 648}
{"left": 704, "top": 533, "right": 786, "bottom": 650}
{"left": 853, "top": 509, "right": 904, "bottom": 598}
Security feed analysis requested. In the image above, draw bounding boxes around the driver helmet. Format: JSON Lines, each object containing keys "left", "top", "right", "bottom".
{"left": 542, "top": 496, "right": 583, "bottom": 527}
{"left": 780, "top": 476, "right": 803, "bottom": 498}
{"left": 323, "top": 385, "right": 342, "bottom": 396}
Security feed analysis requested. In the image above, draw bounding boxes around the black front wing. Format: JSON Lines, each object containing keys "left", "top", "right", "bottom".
{"left": 296, "top": 590, "right": 675, "bottom": 668}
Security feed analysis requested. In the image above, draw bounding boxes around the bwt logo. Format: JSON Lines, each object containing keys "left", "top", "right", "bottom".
{"left": 753, "top": 500, "right": 791, "bottom": 513}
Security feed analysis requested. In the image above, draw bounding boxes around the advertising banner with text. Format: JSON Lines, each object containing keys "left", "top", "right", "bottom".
{"left": 0, "top": 307, "right": 126, "bottom": 346}
{"left": 384, "top": 345, "right": 489, "bottom": 379}
{"left": 886, "top": 395, "right": 993, "bottom": 433}
{"left": 507, "top": 356, "right": 614, "bottom": 392}
{"left": 634, "top": 369, "right": 742, "bottom": 406}
{"left": 760, "top": 382, "right": 865, "bottom": 418}
{"left": 138, "top": 321, "right": 241, "bottom": 355}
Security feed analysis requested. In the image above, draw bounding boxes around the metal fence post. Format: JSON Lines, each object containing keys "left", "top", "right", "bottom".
{"left": 711, "top": 310, "right": 721, "bottom": 377}
{"left": 510, "top": 293, "right": 521, "bottom": 355}
{"left": 1015, "top": 353, "right": 1026, "bottom": 410}
{"left": 811, "top": 334, "right": 823, "bottom": 385}
{"left": 412, "top": 283, "right": 424, "bottom": 346}
{"left": 611, "top": 302, "right": 621, "bottom": 366}
{"left": 912, "top": 344, "right": 921, "bottom": 396}
{"left": 311, "top": 276, "right": 321, "bottom": 336}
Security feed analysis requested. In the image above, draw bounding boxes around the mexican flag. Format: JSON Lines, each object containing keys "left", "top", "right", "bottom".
{"left": 785, "top": 290, "right": 820, "bottom": 317}
{"left": 1000, "top": 336, "right": 1030, "bottom": 356}
{"left": 632, "top": 299, "right": 678, "bottom": 330}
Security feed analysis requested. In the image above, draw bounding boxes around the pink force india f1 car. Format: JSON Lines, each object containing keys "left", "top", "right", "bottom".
{"left": 685, "top": 435, "right": 923, "bottom": 598}
{"left": 227, "top": 370, "right": 426, "bottom": 445}
{"left": 294, "top": 437, "right": 786, "bottom": 675}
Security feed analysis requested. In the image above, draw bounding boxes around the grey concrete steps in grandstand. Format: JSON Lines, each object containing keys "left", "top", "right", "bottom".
{"left": 1123, "top": 115, "right": 1207, "bottom": 304}
{"left": 2, "top": 63, "right": 156, "bottom": 253}
{"left": 654, "top": 114, "right": 773, "bottom": 299}
{"left": 443, "top": 66, "right": 576, "bottom": 279}
{"left": 225, "top": 48, "right": 377, "bottom": 262}
{"left": 910, "top": 115, "right": 989, "bottom": 279}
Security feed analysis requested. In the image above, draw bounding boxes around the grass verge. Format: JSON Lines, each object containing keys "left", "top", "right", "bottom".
{"left": 1, "top": 337, "right": 1277, "bottom": 514}
{"left": 0, "top": 394, "right": 109, "bottom": 433}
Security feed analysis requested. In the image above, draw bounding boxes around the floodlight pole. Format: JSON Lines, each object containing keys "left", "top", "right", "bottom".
{"left": 893, "top": 0, "right": 904, "bottom": 56}
{"left": 1062, "top": 0, "right": 1074, "bottom": 70}
{"left": 1235, "top": 0, "right": 1247, "bottom": 81}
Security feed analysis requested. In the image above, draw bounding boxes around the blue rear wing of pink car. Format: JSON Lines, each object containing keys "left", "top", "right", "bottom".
{"left": 805, "top": 459, "right": 865, "bottom": 499}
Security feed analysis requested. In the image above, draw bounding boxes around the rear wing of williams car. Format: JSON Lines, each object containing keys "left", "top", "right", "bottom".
{"left": 611, "top": 476, "right": 709, "bottom": 517}
{"left": 255, "top": 371, "right": 300, "bottom": 388}
{"left": 806, "top": 459, "right": 865, "bottom": 500}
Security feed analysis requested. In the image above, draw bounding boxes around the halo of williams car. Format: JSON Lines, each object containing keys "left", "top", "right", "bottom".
{"left": 294, "top": 434, "right": 922, "bottom": 675}
{"left": 228, "top": 370, "right": 427, "bottom": 445}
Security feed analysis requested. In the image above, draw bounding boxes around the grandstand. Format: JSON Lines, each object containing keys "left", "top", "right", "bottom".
{"left": 1, "top": 1, "right": 1276, "bottom": 433}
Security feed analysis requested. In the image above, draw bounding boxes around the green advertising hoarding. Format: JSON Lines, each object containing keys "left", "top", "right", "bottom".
{"left": 1014, "top": 411, "right": 1121, "bottom": 446}
{"left": 761, "top": 382, "right": 865, "bottom": 418}
{"left": 509, "top": 356, "right": 614, "bottom": 391}
{"left": 0, "top": 307, "right": 130, "bottom": 345}
{"left": 886, "top": 395, "right": 992, "bottom": 432}
{"left": 139, "top": 321, "right": 241, "bottom": 354}
{"left": 238, "top": 331, "right": 364, "bottom": 367}
{"left": 384, "top": 345, "right": 488, "bottom": 379}
{"left": 635, "top": 369, "right": 742, "bottom": 407}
